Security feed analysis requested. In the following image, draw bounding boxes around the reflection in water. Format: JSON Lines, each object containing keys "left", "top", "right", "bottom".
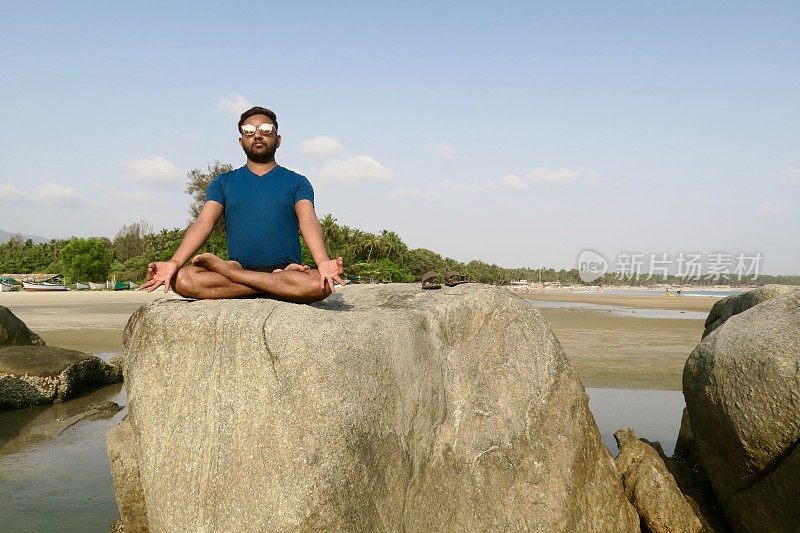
{"left": 587, "top": 387, "right": 685, "bottom": 456}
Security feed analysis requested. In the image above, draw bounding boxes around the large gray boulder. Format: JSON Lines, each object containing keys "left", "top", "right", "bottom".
{"left": 684, "top": 289, "right": 800, "bottom": 532}
{"left": 109, "top": 284, "right": 639, "bottom": 532}
{"left": 0, "top": 345, "right": 122, "bottom": 409}
{"left": 702, "top": 284, "right": 798, "bottom": 338}
{"left": 0, "top": 305, "right": 46, "bottom": 347}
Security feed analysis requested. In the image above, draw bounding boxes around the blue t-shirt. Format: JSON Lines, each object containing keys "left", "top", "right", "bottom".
{"left": 205, "top": 165, "right": 314, "bottom": 268}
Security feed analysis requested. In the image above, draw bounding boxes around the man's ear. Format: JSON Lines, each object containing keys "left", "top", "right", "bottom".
{"left": 238, "top": 137, "right": 243, "bottom": 147}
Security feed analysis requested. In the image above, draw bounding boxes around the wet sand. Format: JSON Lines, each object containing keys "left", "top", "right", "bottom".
{"left": 0, "top": 290, "right": 173, "bottom": 352}
{"left": 521, "top": 290, "right": 719, "bottom": 312}
{"left": 521, "top": 291, "right": 716, "bottom": 390}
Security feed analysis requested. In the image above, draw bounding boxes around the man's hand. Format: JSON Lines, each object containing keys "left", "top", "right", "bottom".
{"left": 141, "top": 261, "right": 180, "bottom": 293}
{"left": 317, "top": 257, "right": 344, "bottom": 292}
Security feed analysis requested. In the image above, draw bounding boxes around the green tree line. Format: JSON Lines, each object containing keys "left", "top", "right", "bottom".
{"left": 2, "top": 162, "right": 798, "bottom": 287}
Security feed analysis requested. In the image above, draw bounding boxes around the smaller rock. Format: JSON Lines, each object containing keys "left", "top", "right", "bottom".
{"left": 88, "top": 400, "right": 123, "bottom": 414}
{"left": 0, "top": 306, "right": 46, "bottom": 348}
{"left": 615, "top": 427, "right": 704, "bottom": 533}
{"left": 0, "top": 346, "right": 123, "bottom": 409}
{"left": 106, "top": 355, "right": 124, "bottom": 383}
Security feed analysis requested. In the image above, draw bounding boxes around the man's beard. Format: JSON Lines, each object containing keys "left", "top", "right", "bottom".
{"left": 243, "top": 142, "right": 277, "bottom": 164}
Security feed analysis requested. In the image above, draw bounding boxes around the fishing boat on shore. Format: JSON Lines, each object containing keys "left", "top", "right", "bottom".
{"left": 76, "top": 282, "right": 90, "bottom": 290}
{"left": 1, "top": 281, "right": 13, "bottom": 292}
{"left": 88, "top": 282, "right": 105, "bottom": 290}
{"left": 22, "top": 282, "right": 69, "bottom": 292}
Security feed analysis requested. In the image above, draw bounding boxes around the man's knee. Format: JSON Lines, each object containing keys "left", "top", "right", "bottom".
{"left": 173, "top": 266, "right": 199, "bottom": 297}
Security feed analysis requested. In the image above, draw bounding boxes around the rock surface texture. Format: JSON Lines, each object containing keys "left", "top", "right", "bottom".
{"left": 614, "top": 427, "right": 704, "bottom": 533}
{"left": 109, "top": 284, "right": 639, "bottom": 532}
{"left": 0, "top": 305, "right": 46, "bottom": 347}
{"left": 684, "top": 288, "right": 800, "bottom": 532}
{"left": 702, "top": 284, "right": 798, "bottom": 338}
{"left": 0, "top": 345, "right": 122, "bottom": 409}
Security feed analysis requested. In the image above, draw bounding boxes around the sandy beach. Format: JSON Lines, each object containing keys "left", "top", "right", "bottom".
{"left": 0, "top": 287, "right": 717, "bottom": 391}
{"left": 0, "top": 290, "right": 173, "bottom": 353}
{"left": 520, "top": 290, "right": 717, "bottom": 390}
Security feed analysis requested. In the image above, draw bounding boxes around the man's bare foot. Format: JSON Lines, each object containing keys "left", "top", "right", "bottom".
{"left": 192, "top": 253, "right": 234, "bottom": 276}
{"left": 273, "top": 263, "right": 308, "bottom": 273}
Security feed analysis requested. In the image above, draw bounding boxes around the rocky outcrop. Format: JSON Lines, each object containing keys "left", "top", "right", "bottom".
{"left": 0, "top": 346, "right": 123, "bottom": 409}
{"left": 702, "top": 284, "right": 798, "bottom": 338}
{"left": 109, "top": 284, "right": 639, "bottom": 532}
{"left": 684, "top": 289, "right": 800, "bottom": 532}
{"left": 614, "top": 427, "right": 704, "bottom": 532}
{"left": 0, "top": 305, "right": 46, "bottom": 347}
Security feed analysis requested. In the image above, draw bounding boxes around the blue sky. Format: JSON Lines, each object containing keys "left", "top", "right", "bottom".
{"left": 1, "top": 2, "right": 798, "bottom": 274}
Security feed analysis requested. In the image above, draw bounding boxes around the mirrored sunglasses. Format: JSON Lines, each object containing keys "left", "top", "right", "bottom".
{"left": 241, "top": 123, "right": 276, "bottom": 137}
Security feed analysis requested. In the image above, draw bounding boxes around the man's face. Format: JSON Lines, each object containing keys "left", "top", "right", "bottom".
{"left": 239, "top": 114, "right": 281, "bottom": 164}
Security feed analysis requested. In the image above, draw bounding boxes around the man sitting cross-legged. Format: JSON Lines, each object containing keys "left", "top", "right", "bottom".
{"left": 142, "top": 106, "right": 343, "bottom": 303}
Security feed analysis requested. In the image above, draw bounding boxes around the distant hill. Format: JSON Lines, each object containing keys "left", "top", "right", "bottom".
{"left": 0, "top": 229, "right": 49, "bottom": 244}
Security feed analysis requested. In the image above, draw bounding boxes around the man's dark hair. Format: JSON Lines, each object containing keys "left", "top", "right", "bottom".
{"left": 238, "top": 106, "right": 278, "bottom": 133}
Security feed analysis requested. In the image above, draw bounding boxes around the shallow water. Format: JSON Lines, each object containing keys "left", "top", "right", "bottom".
{"left": 0, "top": 385, "right": 683, "bottom": 531}
{"left": 599, "top": 289, "right": 741, "bottom": 298}
{"left": 0, "top": 386, "right": 127, "bottom": 533}
{"left": 527, "top": 299, "right": 708, "bottom": 320}
{"left": 587, "top": 387, "right": 684, "bottom": 456}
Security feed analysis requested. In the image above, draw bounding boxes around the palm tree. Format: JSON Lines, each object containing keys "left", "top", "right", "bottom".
{"left": 364, "top": 233, "right": 384, "bottom": 261}
{"left": 319, "top": 214, "right": 338, "bottom": 243}
{"left": 379, "top": 230, "right": 407, "bottom": 265}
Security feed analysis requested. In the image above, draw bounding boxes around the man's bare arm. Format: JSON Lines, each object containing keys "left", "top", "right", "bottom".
{"left": 141, "top": 201, "right": 224, "bottom": 292}
{"left": 170, "top": 201, "right": 224, "bottom": 265}
{"left": 295, "top": 200, "right": 330, "bottom": 265}
{"left": 295, "top": 200, "right": 343, "bottom": 291}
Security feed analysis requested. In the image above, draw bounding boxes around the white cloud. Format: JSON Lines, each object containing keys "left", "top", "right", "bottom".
{"left": 440, "top": 180, "right": 498, "bottom": 193}
{"left": 31, "top": 183, "right": 80, "bottom": 206}
{"left": 437, "top": 167, "right": 599, "bottom": 194}
{"left": 0, "top": 184, "right": 25, "bottom": 201}
{"left": 525, "top": 168, "right": 580, "bottom": 183}
{"left": 501, "top": 174, "right": 527, "bottom": 190}
{"left": 0, "top": 182, "right": 80, "bottom": 206}
{"left": 300, "top": 136, "right": 344, "bottom": 159}
{"left": 93, "top": 184, "right": 156, "bottom": 203}
{"left": 426, "top": 142, "right": 456, "bottom": 159}
{"left": 391, "top": 188, "right": 441, "bottom": 200}
{"left": 217, "top": 93, "right": 252, "bottom": 117}
{"left": 783, "top": 165, "right": 800, "bottom": 185}
{"left": 122, "top": 156, "right": 183, "bottom": 185}
{"left": 318, "top": 156, "right": 395, "bottom": 183}
{"left": 759, "top": 201, "right": 781, "bottom": 214}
